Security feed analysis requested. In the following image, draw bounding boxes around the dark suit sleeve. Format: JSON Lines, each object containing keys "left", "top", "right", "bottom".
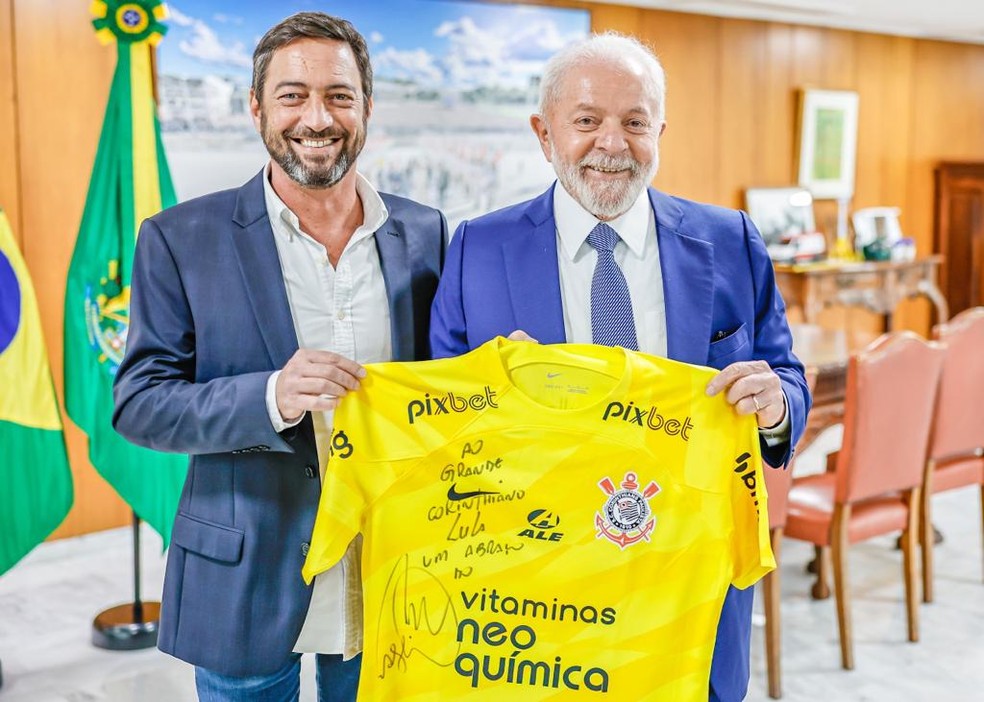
{"left": 742, "top": 211, "right": 811, "bottom": 467}
{"left": 429, "top": 220, "right": 470, "bottom": 359}
{"left": 113, "top": 218, "right": 292, "bottom": 456}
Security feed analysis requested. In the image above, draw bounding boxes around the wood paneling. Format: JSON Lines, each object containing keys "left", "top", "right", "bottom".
{"left": 13, "top": 0, "right": 129, "bottom": 538}
{"left": 5, "top": 1, "right": 984, "bottom": 537}
{"left": 0, "top": 0, "right": 20, "bottom": 238}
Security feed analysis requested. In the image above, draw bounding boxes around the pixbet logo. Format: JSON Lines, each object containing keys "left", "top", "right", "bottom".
{"left": 602, "top": 401, "right": 694, "bottom": 442}
{"left": 406, "top": 386, "right": 499, "bottom": 424}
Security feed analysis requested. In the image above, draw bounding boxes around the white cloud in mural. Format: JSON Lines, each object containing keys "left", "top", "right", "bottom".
{"left": 171, "top": 7, "right": 252, "bottom": 69}
{"left": 429, "top": 15, "right": 579, "bottom": 89}
{"left": 213, "top": 13, "right": 244, "bottom": 25}
{"left": 506, "top": 20, "right": 574, "bottom": 61}
{"left": 369, "top": 31, "right": 384, "bottom": 44}
{"left": 167, "top": 5, "right": 195, "bottom": 27}
{"left": 373, "top": 47, "right": 443, "bottom": 85}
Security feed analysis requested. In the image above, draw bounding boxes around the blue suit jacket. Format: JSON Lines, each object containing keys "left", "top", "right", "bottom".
{"left": 429, "top": 184, "right": 809, "bottom": 701}
{"left": 113, "top": 170, "right": 446, "bottom": 676}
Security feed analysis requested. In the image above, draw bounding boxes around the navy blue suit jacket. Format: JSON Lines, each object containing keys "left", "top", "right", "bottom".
{"left": 113, "top": 170, "right": 446, "bottom": 676}
{"left": 429, "top": 184, "right": 809, "bottom": 701}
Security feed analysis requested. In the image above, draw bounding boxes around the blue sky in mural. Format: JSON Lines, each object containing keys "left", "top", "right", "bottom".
{"left": 160, "top": 0, "right": 590, "bottom": 89}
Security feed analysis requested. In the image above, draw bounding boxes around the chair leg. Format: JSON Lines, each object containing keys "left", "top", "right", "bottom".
{"left": 979, "top": 484, "right": 984, "bottom": 583}
{"left": 831, "top": 504, "right": 853, "bottom": 670}
{"left": 920, "top": 481, "right": 934, "bottom": 604}
{"left": 764, "top": 528, "right": 783, "bottom": 699}
{"left": 812, "top": 546, "right": 831, "bottom": 600}
{"left": 902, "top": 488, "right": 921, "bottom": 642}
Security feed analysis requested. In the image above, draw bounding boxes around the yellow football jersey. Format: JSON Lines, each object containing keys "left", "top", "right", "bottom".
{"left": 303, "top": 337, "right": 773, "bottom": 701}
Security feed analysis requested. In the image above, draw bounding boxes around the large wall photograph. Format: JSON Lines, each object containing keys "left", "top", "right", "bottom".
{"left": 158, "top": 0, "right": 590, "bottom": 225}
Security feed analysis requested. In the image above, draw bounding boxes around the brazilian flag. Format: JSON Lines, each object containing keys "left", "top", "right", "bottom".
{"left": 0, "top": 209, "right": 73, "bottom": 575}
{"left": 63, "top": 0, "right": 185, "bottom": 546}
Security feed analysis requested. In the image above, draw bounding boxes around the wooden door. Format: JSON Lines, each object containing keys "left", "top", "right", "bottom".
{"left": 935, "top": 163, "right": 984, "bottom": 316}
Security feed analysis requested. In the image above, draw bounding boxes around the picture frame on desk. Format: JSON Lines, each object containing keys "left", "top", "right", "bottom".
{"left": 745, "top": 187, "right": 825, "bottom": 263}
{"left": 797, "top": 89, "right": 860, "bottom": 200}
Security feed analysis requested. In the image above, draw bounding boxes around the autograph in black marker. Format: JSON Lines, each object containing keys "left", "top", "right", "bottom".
{"left": 377, "top": 554, "right": 459, "bottom": 679}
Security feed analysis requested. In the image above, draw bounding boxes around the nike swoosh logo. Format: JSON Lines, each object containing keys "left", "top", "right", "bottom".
{"left": 447, "top": 483, "right": 500, "bottom": 501}
{"left": 546, "top": 372, "right": 562, "bottom": 378}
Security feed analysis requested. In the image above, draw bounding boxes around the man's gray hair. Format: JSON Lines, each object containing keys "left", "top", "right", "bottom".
{"left": 538, "top": 32, "right": 666, "bottom": 122}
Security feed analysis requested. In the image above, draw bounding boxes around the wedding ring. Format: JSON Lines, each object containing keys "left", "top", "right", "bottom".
{"left": 752, "top": 395, "right": 762, "bottom": 412}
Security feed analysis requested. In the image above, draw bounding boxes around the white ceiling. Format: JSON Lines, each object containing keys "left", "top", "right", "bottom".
{"left": 595, "top": 0, "right": 984, "bottom": 45}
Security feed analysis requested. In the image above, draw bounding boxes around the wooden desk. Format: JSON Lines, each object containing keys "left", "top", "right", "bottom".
{"left": 790, "top": 324, "right": 878, "bottom": 452}
{"left": 776, "top": 257, "right": 948, "bottom": 329}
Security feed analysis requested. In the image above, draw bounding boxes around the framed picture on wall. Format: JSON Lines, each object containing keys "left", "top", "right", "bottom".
{"left": 797, "top": 89, "right": 859, "bottom": 200}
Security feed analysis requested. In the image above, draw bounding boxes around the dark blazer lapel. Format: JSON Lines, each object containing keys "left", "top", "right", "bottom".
{"left": 650, "top": 188, "right": 715, "bottom": 366}
{"left": 374, "top": 217, "right": 414, "bottom": 361}
{"left": 230, "top": 170, "right": 299, "bottom": 369}
{"left": 502, "top": 186, "right": 567, "bottom": 344}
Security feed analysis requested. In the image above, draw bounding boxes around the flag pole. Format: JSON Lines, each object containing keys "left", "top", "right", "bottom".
{"left": 68, "top": 0, "right": 184, "bottom": 649}
{"left": 91, "top": 511, "right": 160, "bottom": 650}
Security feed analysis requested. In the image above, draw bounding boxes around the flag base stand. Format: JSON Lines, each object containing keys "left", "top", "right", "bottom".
{"left": 92, "top": 601, "right": 160, "bottom": 650}
{"left": 91, "top": 511, "right": 160, "bottom": 651}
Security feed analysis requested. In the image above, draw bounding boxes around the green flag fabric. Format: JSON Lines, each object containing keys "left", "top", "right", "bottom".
{"left": 63, "top": 0, "right": 185, "bottom": 546}
{"left": 0, "top": 209, "right": 73, "bottom": 575}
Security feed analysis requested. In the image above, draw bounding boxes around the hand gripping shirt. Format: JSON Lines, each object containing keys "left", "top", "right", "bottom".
{"left": 302, "top": 337, "right": 774, "bottom": 701}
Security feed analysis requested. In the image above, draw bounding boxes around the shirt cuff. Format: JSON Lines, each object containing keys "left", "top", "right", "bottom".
{"left": 266, "top": 370, "right": 304, "bottom": 433}
{"left": 758, "top": 391, "right": 790, "bottom": 447}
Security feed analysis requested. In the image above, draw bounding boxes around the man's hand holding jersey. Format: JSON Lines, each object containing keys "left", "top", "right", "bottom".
{"left": 275, "top": 349, "right": 366, "bottom": 421}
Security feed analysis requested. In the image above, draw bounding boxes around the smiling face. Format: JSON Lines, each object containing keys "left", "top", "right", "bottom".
{"left": 250, "top": 37, "right": 370, "bottom": 190}
{"left": 531, "top": 57, "right": 665, "bottom": 220}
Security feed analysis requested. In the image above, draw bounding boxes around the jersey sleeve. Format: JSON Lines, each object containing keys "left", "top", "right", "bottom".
{"left": 730, "top": 430, "right": 776, "bottom": 589}
{"left": 301, "top": 433, "right": 368, "bottom": 584}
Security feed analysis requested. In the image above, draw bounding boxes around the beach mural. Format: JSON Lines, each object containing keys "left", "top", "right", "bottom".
{"left": 157, "top": 0, "right": 591, "bottom": 226}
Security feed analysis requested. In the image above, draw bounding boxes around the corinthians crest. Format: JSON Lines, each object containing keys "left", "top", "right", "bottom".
{"left": 84, "top": 260, "right": 129, "bottom": 376}
{"left": 595, "top": 472, "right": 660, "bottom": 549}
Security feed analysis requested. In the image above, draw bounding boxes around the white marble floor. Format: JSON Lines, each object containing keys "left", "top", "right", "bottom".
{"left": 1, "top": 428, "right": 982, "bottom": 701}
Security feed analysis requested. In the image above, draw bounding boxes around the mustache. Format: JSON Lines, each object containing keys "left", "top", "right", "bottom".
{"left": 284, "top": 127, "right": 348, "bottom": 140}
{"left": 578, "top": 153, "right": 640, "bottom": 174}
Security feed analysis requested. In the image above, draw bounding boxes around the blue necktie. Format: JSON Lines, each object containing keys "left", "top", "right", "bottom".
{"left": 587, "top": 222, "right": 639, "bottom": 350}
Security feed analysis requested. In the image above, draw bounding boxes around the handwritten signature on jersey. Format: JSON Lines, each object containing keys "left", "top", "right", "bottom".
{"left": 377, "top": 554, "right": 460, "bottom": 678}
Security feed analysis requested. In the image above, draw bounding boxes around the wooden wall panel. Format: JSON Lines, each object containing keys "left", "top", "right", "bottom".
{"left": 0, "top": 0, "right": 20, "bottom": 239}
{"left": 716, "top": 20, "right": 768, "bottom": 206}
{"left": 13, "top": 0, "right": 130, "bottom": 538}
{"left": 637, "top": 11, "right": 722, "bottom": 204}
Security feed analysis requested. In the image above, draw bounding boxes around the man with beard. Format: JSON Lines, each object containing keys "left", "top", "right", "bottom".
{"left": 429, "top": 33, "right": 808, "bottom": 702}
{"left": 113, "top": 12, "right": 445, "bottom": 701}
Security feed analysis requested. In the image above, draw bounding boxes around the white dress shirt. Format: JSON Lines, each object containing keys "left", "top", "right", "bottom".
{"left": 552, "top": 181, "right": 789, "bottom": 442}
{"left": 261, "top": 166, "right": 391, "bottom": 654}
{"left": 554, "top": 181, "right": 667, "bottom": 355}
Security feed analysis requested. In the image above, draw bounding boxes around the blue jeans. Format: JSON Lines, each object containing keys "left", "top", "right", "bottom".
{"left": 195, "top": 653, "right": 362, "bottom": 702}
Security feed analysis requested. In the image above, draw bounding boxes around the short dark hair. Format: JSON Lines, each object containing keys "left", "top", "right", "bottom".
{"left": 252, "top": 12, "right": 373, "bottom": 111}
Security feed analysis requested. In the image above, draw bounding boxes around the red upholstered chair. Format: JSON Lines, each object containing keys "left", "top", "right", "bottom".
{"left": 761, "top": 370, "right": 817, "bottom": 699}
{"left": 922, "top": 307, "right": 984, "bottom": 602}
{"left": 784, "top": 333, "right": 945, "bottom": 670}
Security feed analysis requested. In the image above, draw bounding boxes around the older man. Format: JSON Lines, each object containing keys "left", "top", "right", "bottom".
{"left": 430, "top": 33, "right": 809, "bottom": 701}
{"left": 113, "top": 12, "right": 446, "bottom": 701}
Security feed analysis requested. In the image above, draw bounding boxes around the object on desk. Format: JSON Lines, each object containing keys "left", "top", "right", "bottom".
{"left": 744, "top": 187, "right": 821, "bottom": 262}
{"left": 852, "top": 206, "right": 903, "bottom": 261}
{"left": 797, "top": 89, "right": 859, "bottom": 200}
{"left": 892, "top": 237, "right": 917, "bottom": 262}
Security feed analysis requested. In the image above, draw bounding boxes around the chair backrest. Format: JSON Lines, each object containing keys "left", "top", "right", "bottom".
{"left": 764, "top": 368, "right": 818, "bottom": 530}
{"left": 930, "top": 307, "right": 984, "bottom": 462}
{"left": 835, "top": 332, "right": 945, "bottom": 503}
